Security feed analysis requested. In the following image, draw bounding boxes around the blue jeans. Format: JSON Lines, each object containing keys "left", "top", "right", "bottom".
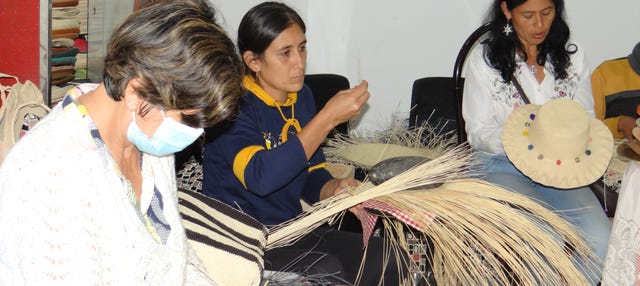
{"left": 475, "top": 151, "right": 611, "bottom": 284}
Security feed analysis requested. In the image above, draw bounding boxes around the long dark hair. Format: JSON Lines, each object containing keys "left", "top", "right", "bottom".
{"left": 484, "top": 0, "right": 575, "bottom": 82}
{"left": 237, "top": 1, "right": 306, "bottom": 79}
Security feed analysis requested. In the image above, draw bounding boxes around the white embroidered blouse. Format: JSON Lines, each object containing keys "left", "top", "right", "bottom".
{"left": 0, "top": 84, "right": 214, "bottom": 285}
{"left": 602, "top": 161, "right": 640, "bottom": 285}
{"left": 462, "top": 42, "right": 595, "bottom": 155}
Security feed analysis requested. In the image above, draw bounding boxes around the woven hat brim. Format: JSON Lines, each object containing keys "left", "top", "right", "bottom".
{"left": 617, "top": 140, "right": 640, "bottom": 162}
{"left": 331, "top": 143, "right": 434, "bottom": 168}
{"left": 633, "top": 127, "right": 640, "bottom": 141}
{"left": 501, "top": 104, "right": 614, "bottom": 189}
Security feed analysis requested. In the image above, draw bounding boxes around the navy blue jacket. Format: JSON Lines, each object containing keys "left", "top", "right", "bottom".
{"left": 202, "top": 77, "right": 333, "bottom": 226}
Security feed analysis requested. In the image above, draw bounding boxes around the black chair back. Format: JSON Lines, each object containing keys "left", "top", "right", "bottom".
{"left": 409, "top": 77, "right": 459, "bottom": 138}
{"left": 409, "top": 22, "right": 493, "bottom": 145}
{"left": 452, "top": 22, "right": 494, "bottom": 144}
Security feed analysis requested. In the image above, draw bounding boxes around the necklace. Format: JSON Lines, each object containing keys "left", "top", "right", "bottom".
{"left": 528, "top": 64, "right": 538, "bottom": 74}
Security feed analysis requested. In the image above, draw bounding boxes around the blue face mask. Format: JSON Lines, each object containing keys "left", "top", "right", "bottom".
{"left": 127, "top": 111, "right": 203, "bottom": 157}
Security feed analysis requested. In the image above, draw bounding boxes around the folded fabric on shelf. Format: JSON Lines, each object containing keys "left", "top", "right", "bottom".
{"left": 52, "top": 38, "right": 75, "bottom": 48}
{"left": 76, "top": 0, "right": 88, "bottom": 34}
{"left": 74, "top": 68, "right": 87, "bottom": 80}
{"left": 52, "top": 18, "right": 80, "bottom": 30}
{"left": 52, "top": 27, "right": 80, "bottom": 36}
{"left": 74, "top": 53, "right": 87, "bottom": 69}
{"left": 52, "top": 33, "right": 79, "bottom": 41}
{"left": 77, "top": 19, "right": 88, "bottom": 34}
{"left": 51, "top": 70, "right": 76, "bottom": 86}
{"left": 77, "top": 0, "right": 88, "bottom": 12}
{"left": 52, "top": 7, "right": 80, "bottom": 19}
{"left": 52, "top": 47, "right": 70, "bottom": 54}
{"left": 53, "top": 48, "right": 79, "bottom": 59}
{"left": 74, "top": 37, "right": 87, "bottom": 53}
{"left": 52, "top": 0, "right": 80, "bottom": 8}
{"left": 51, "top": 56, "right": 77, "bottom": 67}
{"left": 51, "top": 65, "right": 76, "bottom": 74}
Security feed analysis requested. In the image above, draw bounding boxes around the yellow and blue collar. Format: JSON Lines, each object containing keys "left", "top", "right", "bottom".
{"left": 242, "top": 76, "right": 298, "bottom": 107}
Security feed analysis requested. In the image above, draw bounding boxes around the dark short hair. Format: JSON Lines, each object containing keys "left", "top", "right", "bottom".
{"left": 237, "top": 1, "right": 306, "bottom": 78}
{"left": 484, "top": 0, "right": 574, "bottom": 82}
{"left": 629, "top": 41, "right": 640, "bottom": 76}
{"left": 103, "top": 0, "right": 243, "bottom": 128}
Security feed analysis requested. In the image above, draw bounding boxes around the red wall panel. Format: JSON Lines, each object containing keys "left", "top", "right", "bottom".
{"left": 0, "top": 0, "right": 41, "bottom": 86}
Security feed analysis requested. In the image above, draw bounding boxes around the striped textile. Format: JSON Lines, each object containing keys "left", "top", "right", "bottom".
{"left": 178, "top": 189, "right": 267, "bottom": 285}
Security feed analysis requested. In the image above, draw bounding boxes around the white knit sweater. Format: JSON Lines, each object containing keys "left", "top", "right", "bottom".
{"left": 0, "top": 91, "right": 215, "bottom": 285}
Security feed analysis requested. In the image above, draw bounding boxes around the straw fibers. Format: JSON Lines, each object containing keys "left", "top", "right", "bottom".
{"left": 267, "top": 142, "right": 472, "bottom": 247}
{"left": 376, "top": 180, "right": 597, "bottom": 285}
{"left": 324, "top": 118, "right": 457, "bottom": 168}
{"left": 267, "top": 121, "right": 599, "bottom": 285}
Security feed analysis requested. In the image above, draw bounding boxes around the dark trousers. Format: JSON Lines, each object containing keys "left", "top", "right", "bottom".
{"left": 264, "top": 226, "right": 404, "bottom": 285}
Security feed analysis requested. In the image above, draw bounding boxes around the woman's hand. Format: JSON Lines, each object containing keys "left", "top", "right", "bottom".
{"left": 296, "top": 80, "right": 370, "bottom": 160}
{"left": 319, "top": 177, "right": 364, "bottom": 220}
{"left": 618, "top": 115, "right": 637, "bottom": 140}
{"left": 319, "top": 80, "right": 370, "bottom": 128}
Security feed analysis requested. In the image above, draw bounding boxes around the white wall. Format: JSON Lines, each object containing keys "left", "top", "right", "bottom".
{"left": 87, "top": 0, "right": 134, "bottom": 82}
{"left": 212, "top": 0, "right": 640, "bottom": 131}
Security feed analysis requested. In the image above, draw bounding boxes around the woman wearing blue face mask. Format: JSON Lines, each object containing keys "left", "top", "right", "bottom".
{"left": 0, "top": 0, "right": 243, "bottom": 284}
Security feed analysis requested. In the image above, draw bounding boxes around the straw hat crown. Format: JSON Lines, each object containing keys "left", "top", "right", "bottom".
{"left": 501, "top": 98, "right": 613, "bottom": 189}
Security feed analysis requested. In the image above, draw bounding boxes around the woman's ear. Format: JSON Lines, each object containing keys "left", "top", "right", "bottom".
{"left": 501, "top": 1, "right": 512, "bottom": 20}
{"left": 242, "top": 51, "right": 261, "bottom": 73}
{"left": 123, "top": 78, "right": 143, "bottom": 112}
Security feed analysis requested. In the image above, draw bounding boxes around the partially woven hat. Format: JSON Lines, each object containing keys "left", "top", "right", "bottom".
{"left": 617, "top": 125, "right": 640, "bottom": 161}
{"left": 629, "top": 41, "right": 640, "bottom": 76}
{"left": 501, "top": 98, "right": 613, "bottom": 189}
{"left": 617, "top": 139, "right": 640, "bottom": 162}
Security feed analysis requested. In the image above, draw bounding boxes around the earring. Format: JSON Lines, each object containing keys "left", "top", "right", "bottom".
{"left": 503, "top": 20, "right": 513, "bottom": 36}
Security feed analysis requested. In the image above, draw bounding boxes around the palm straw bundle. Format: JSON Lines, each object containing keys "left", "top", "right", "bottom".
{"left": 373, "top": 180, "right": 597, "bottom": 285}
{"left": 267, "top": 122, "right": 599, "bottom": 285}
{"left": 268, "top": 143, "right": 472, "bottom": 245}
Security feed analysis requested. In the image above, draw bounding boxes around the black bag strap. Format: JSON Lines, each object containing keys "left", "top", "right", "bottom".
{"left": 510, "top": 74, "right": 531, "bottom": 105}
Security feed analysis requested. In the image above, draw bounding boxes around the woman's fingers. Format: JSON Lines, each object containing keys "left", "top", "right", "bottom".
{"left": 323, "top": 80, "right": 370, "bottom": 124}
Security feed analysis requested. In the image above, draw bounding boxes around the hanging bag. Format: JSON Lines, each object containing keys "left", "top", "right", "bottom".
{"left": 0, "top": 73, "right": 51, "bottom": 163}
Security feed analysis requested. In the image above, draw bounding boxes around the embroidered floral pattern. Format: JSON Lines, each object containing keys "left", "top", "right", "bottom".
{"left": 602, "top": 218, "right": 640, "bottom": 285}
{"left": 489, "top": 60, "right": 580, "bottom": 107}
{"left": 489, "top": 76, "right": 523, "bottom": 108}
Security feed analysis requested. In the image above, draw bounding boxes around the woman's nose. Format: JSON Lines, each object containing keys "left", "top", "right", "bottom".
{"left": 293, "top": 51, "right": 305, "bottom": 68}
{"left": 533, "top": 14, "right": 544, "bottom": 28}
